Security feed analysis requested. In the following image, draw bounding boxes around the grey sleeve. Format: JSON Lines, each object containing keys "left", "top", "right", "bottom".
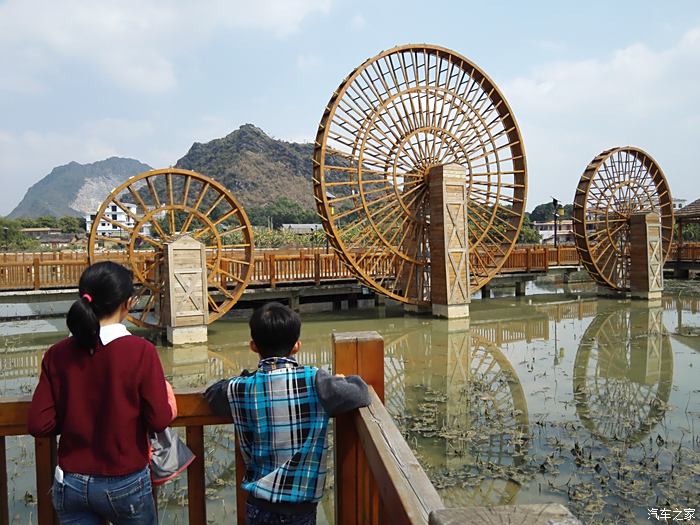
{"left": 204, "top": 379, "right": 232, "bottom": 418}
{"left": 315, "top": 368, "right": 371, "bottom": 417}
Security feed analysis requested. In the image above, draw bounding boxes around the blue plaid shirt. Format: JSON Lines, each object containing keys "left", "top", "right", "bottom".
{"left": 226, "top": 357, "right": 329, "bottom": 503}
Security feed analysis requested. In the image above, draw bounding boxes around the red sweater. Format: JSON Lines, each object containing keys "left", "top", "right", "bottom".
{"left": 28, "top": 335, "right": 173, "bottom": 476}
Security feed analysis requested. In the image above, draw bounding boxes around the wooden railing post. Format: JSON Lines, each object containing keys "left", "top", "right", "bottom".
{"left": 314, "top": 253, "right": 321, "bottom": 285}
{"left": 235, "top": 438, "right": 246, "bottom": 525}
{"left": 269, "top": 254, "right": 276, "bottom": 288}
{"left": 186, "top": 426, "right": 206, "bottom": 525}
{"left": 333, "top": 332, "right": 384, "bottom": 525}
{"left": 35, "top": 436, "right": 57, "bottom": 525}
{"left": 33, "top": 257, "right": 41, "bottom": 290}
{"left": 525, "top": 248, "right": 531, "bottom": 272}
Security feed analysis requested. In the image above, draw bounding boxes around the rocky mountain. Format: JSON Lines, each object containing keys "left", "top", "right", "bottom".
{"left": 8, "top": 157, "right": 152, "bottom": 218}
{"left": 175, "top": 124, "right": 315, "bottom": 210}
{"left": 8, "top": 124, "right": 316, "bottom": 219}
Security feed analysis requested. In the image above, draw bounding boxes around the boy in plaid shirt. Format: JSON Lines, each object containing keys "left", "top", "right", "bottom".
{"left": 205, "top": 302, "right": 370, "bottom": 525}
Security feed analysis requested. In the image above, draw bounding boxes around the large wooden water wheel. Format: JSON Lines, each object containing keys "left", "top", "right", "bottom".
{"left": 88, "top": 168, "right": 254, "bottom": 328}
{"left": 313, "top": 44, "right": 527, "bottom": 305}
{"left": 572, "top": 147, "right": 674, "bottom": 290}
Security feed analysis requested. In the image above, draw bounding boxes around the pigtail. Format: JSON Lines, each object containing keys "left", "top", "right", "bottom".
{"left": 67, "top": 295, "right": 100, "bottom": 352}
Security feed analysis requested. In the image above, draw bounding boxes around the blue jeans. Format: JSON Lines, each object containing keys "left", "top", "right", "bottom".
{"left": 51, "top": 466, "right": 156, "bottom": 524}
{"left": 246, "top": 501, "right": 316, "bottom": 525}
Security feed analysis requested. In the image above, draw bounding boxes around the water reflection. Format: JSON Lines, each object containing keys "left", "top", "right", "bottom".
{"left": 389, "top": 317, "right": 533, "bottom": 506}
{"left": 2, "top": 295, "right": 699, "bottom": 523}
{"left": 573, "top": 304, "right": 673, "bottom": 443}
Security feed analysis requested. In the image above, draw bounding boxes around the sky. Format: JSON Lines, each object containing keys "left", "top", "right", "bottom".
{"left": 0, "top": 0, "right": 699, "bottom": 216}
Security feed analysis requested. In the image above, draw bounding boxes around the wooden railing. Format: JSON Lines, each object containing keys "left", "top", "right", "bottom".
{"left": 671, "top": 242, "right": 700, "bottom": 262}
{"left": 0, "top": 331, "right": 580, "bottom": 525}
{"left": 0, "top": 246, "right": 586, "bottom": 292}
{"left": 0, "top": 390, "right": 231, "bottom": 525}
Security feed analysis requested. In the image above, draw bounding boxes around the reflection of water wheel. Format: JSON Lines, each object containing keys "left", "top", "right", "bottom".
{"left": 573, "top": 305, "right": 673, "bottom": 443}
{"left": 313, "top": 44, "right": 527, "bottom": 305}
{"left": 390, "top": 322, "right": 528, "bottom": 507}
{"left": 88, "top": 168, "right": 254, "bottom": 328}
{"left": 572, "top": 147, "right": 673, "bottom": 290}
{"left": 446, "top": 332, "right": 527, "bottom": 506}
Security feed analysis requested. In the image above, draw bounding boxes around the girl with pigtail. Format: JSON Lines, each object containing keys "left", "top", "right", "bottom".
{"left": 28, "top": 261, "right": 175, "bottom": 524}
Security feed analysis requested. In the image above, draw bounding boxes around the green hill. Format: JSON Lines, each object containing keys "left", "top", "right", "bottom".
{"left": 174, "top": 124, "right": 315, "bottom": 210}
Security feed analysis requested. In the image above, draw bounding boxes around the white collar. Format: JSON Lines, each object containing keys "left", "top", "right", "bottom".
{"left": 99, "top": 323, "right": 131, "bottom": 346}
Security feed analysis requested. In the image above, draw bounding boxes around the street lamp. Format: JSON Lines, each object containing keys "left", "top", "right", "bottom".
{"left": 552, "top": 198, "right": 559, "bottom": 247}
{"left": 551, "top": 198, "right": 564, "bottom": 247}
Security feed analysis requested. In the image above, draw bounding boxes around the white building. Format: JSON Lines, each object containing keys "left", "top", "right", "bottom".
{"left": 532, "top": 220, "right": 575, "bottom": 245}
{"left": 281, "top": 223, "right": 323, "bottom": 234}
{"left": 672, "top": 198, "right": 687, "bottom": 211}
{"left": 85, "top": 203, "right": 151, "bottom": 238}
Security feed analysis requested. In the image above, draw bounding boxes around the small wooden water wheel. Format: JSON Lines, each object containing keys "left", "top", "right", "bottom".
{"left": 573, "top": 305, "right": 673, "bottom": 443}
{"left": 313, "top": 44, "right": 527, "bottom": 305}
{"left": 572, "top": 147, "right": 674, "bottom": 290}
{"left": 88, "top": 168, "right": 254, "bottom": 328}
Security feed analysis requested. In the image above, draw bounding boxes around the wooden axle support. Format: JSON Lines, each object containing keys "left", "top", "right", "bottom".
{"left": 163, "top": 235, "right": 208, "bottom": 344}
{"left": 629, "top": 213, "right": 664, "bottom": 302}
{"left": 428, "top": 164, "right": 470, "bottom": 319}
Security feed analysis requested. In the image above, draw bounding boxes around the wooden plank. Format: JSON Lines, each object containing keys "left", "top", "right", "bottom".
{"left": 35, "top": 437, "right": 57, "bottom": 525}
{"left": 428, "top": 504, "right": 581, "bottom": 525}
{"left": 1, "top": 436, "right": 8, "bottom": 525}
{"left": 186, "top": 425, "right": 206, "bottom": 525}
{"left": 355, "top": 389, "right": 443, "bottom": 525}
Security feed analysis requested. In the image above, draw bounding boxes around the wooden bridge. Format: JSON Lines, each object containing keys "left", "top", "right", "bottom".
{"left": 0, "top": 245, "right": 584, "bottom": 292}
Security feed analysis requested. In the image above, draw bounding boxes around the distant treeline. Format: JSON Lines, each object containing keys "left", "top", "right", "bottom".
{"left": 0, "top": 216, "right": 86, "bottom": 250}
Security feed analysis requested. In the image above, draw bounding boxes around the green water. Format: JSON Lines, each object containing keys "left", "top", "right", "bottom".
{"left": 2, "top": 283, "right": 700, "bottom": 524}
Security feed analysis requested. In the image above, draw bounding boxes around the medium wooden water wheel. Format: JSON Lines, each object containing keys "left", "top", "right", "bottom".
{"left": 88, "top": 168, "right": 254, "bottom": 328}
{"left": 572, "top": 147, "right": 673, "bottom": 290}
{"left": 573, "top": 304, "right": 673, "bottom": 443}
{"left": 313, "top": 44, "right": 527, "bottom": 305}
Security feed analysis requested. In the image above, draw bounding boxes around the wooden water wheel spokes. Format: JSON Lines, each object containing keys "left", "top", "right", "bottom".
{"left": 88, "top": 168, "right": 254, "bottom": 328}
{"left": 572, "top": 147, "right": 673, "bottom": 290}
{"left": 313, "top": 44, "right": 527, "bottom": 305}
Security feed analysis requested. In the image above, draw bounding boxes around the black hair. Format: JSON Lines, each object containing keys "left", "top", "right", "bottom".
{"left": 67, "top": 261, "right": 134, "bottom": 352}
{"left": 249, "top": 302, "right": 301, "bottom": 358}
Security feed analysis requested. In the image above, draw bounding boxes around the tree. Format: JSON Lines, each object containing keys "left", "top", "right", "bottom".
{"left": 247, "top": 197, "right": 318, "bottom": 228}
{"left": 0, "top": 219, "right": 40, "bottom": 251}
{"left": 677, "top": 223, "right": 700, "bottom": 242}
{"left": 58, "top": 216, "right": 86, "bottom": 233}
{"left": 518, "top": 214, "right": 541, "bottom": 244}
{"left": 529, "top": 201, "right": 572, "bottom": 222}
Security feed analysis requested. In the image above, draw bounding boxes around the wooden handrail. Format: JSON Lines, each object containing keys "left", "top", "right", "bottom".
{"left": 355, "top": 388, "right": 443, "bottom": 524}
